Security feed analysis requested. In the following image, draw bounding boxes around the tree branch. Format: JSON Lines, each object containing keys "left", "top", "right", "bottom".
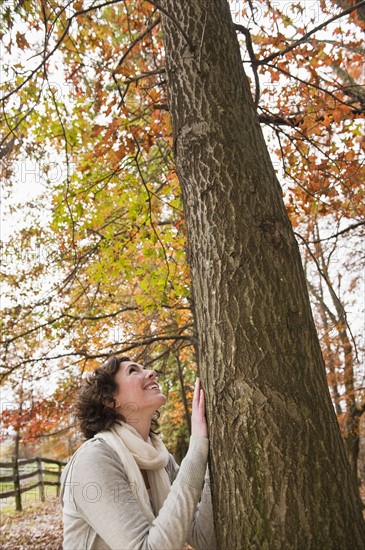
{"left": 266, "top": 63, "right": 359, "bottom": 112}
{"left": 258, "top": 107, "right": 303, "bottom": 128}
{"left": 310, "top": 221, "right": 365, "bottom": 243}
{"left": 234, "top": 24, "right": 260, "bottom": 107}
{"left": 257, "top": 0, "right": 365, "bottom": 66}
{"left": 113, "top": 16, "right": 161, "bottom": 74}
{"left": 331, "top": 63, "right": 365, "bottom": 108}
{"left": 295, "top": 231, "right": 359, "bottom": 361}
{"left": 147, "top": 1, "right": 194, "bottom": 51}
{"left": 124, "top": 66, "right": 166, "bottom": 84}
{"left": 132, "top": 135, "right": 170, "bottom": 291}
{"left": 1, "top": 306, "right": 139, "bottom": 346}
{"left": 115, "top": 67, "right": 165, "bottom": 107}
{"left": 0, "top": 330, "right": 195, "bottom": 382}
{"left": 1, "top": 0, "right": 125, "bottom": 103}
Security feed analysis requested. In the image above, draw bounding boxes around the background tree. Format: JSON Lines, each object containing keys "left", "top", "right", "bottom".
{"left": 299, "top": 214, "right": 365, "bottom": 479}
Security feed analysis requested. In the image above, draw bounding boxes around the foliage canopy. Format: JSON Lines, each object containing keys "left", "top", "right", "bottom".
{"left": 0, "top": 0, "right": 364, "bottom": 460}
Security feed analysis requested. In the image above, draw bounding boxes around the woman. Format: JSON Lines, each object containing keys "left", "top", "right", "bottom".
{"left": 61, "top": 356, "right": 216, "bottom": 550}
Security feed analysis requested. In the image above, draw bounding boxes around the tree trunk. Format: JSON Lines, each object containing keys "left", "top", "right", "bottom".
{"left": 160, "top": 1, "right": 365, "bottom": 548}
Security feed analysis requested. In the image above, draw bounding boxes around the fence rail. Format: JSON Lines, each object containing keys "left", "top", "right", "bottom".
{"left": 0, "top": 456, "right": 67, "bottom": 511}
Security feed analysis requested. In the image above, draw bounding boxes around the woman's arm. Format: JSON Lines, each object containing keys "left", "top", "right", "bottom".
{"left": 62, "top": 378, "right": 213, "bottom": 550}
{"left": 167, "top": 455, "right": 217, "bottom": 550}
{"left": 63, "top": 435, "right": 209, "bottom": 550}
{"left": 187, "top": 467, "right": 217, "bottom": 550}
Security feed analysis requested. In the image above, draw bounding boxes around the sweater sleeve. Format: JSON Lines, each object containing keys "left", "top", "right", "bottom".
{"left": 187, "top": 468, "right": 217, "bottom": 550}
{"left": 167, "top": 455, "right": 217, "bottom": 550}
{"left": 62, "top": 435, "right": 210, "bottom": 550}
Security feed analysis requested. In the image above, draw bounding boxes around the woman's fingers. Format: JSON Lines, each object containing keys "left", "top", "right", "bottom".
{"left": 194, "top": 377, "right": 200, "bottom": 398}
{"left": 193, "top": 377, "right": 200, "bottom": 405}
{"left": 191, "top": 377, "right": 208, "bottom": 438}
{"left": 199, "top": 387, "right": 205, "bottom": 413}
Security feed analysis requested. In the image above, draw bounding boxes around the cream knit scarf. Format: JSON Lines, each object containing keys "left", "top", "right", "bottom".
{"left": 96, "top": 422, "right": 171, "bottom": 523}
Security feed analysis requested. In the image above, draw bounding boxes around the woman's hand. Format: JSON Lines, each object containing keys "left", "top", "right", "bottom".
{"left": 191, "top": 378, "right": 208, "bottom": 438}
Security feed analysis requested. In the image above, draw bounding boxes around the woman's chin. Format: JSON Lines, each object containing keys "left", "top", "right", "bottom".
{"left": 157, "top": 393, "right": 167, "bottom": 407}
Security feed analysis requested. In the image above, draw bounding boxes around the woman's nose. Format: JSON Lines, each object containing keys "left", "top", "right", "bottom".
{"left": 145, "top": 369, "right": 157, "bottom": 380}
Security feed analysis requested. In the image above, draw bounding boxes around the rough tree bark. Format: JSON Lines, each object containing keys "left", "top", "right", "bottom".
{"left": 160, "top": 0, "right": 365, "bottom": 548}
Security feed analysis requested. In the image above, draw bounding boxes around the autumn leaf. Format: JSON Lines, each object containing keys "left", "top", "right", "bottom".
{"left": 15, "top": 31, "right": 30, "bottom": 49}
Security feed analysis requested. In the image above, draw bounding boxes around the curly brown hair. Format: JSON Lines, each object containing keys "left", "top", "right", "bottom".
{"left": 76, "top": 355, "right": 160, "bottom": 439}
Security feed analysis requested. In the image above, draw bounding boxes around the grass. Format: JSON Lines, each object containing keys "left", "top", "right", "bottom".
{"left": 0, "top": 462, "right": 62, "bottom": 514}
{"left": 0, "top": 484, "right": 59, "bottom": 514}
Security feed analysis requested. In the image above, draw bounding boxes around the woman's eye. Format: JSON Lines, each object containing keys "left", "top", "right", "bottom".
{"left": 130, "top": 366, "right": 141, "bottom": 373}
{"left": 129, "top": 364, "right": 143, "bottom": 374}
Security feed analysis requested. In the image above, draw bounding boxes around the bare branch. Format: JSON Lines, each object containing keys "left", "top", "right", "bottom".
{"left": 132, "top": 135, "right": 170, "bottom": 291}
{"left": 258, "top": 107, "right": 303, "bottom": 127}
{"left": 295, "top": 231, "right": 359, "bottom": 361}
{"left": 113, "top": 16, "right": 161, "bottom": 74}
{"left": 1, "top": 0, "right": 125, "bottom": 103}
{"left": 331, "top": 63, "right": 365, "bottom": 108}
{"left": 147, "top": 1, "right": 194, "bottom": 51}
{"left": 0, "top": 329, "right": 195, "bottom": 382}
{"left": 257, "top": 0, "right": 365, "bottom": 66}
{"left": 1, "top": 306, "right": 139, "bottom": 347}
{"left": 124, "top": 67, "right": 166, "bottom": 84}
{"left": 153, "top": 103, "right": 169, "bottom": 111}
{"left": 234, "top": 24, "right": 260, "bottom": 107}
{"left": 310, "top": 221, "right": 365, "bottom": 243}
{"left": 27, "top": 425, "right": 77, "bottom": 440}
{"left": 332, "top": 0, "right": 365, "bottom": 23}
{"left": 266, "top": 63, "right": 359, "bottom": 112}
{"left": 307, "top": 38, "right": 365, "bottom": 56}
{"left": 115, "top": 67, "right": 165, "bottom": 107}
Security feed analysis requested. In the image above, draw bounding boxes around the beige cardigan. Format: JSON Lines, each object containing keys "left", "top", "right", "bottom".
{"left": 61, "top": 434, "right": 216, "bottom": 550}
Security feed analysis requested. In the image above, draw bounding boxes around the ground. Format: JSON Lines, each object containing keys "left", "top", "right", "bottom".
{"left": 1, "top": 490, "right": 363, "bottom": 548}
{"left": 0, "top": 497, "right": 194, "bottom": 549}
{"left": 0, "top": 497, "right": 63, "bottom": 550}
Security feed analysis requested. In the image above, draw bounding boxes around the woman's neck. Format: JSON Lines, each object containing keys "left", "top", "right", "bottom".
{"left": 128, "top": 416, "right": 152, "bottom": 441}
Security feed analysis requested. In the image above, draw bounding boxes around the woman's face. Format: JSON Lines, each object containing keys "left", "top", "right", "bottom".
{"left": 113, "top": 360, "right": 166, "bottom": 423}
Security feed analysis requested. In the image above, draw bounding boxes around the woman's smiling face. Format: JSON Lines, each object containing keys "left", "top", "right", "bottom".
{"left": 113, "top": 360, "right": 166, "bottom": 423}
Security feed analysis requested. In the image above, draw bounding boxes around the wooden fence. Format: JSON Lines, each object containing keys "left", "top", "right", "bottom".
{"left": 0, "top": 456, "right": 67, "bottom": 511}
